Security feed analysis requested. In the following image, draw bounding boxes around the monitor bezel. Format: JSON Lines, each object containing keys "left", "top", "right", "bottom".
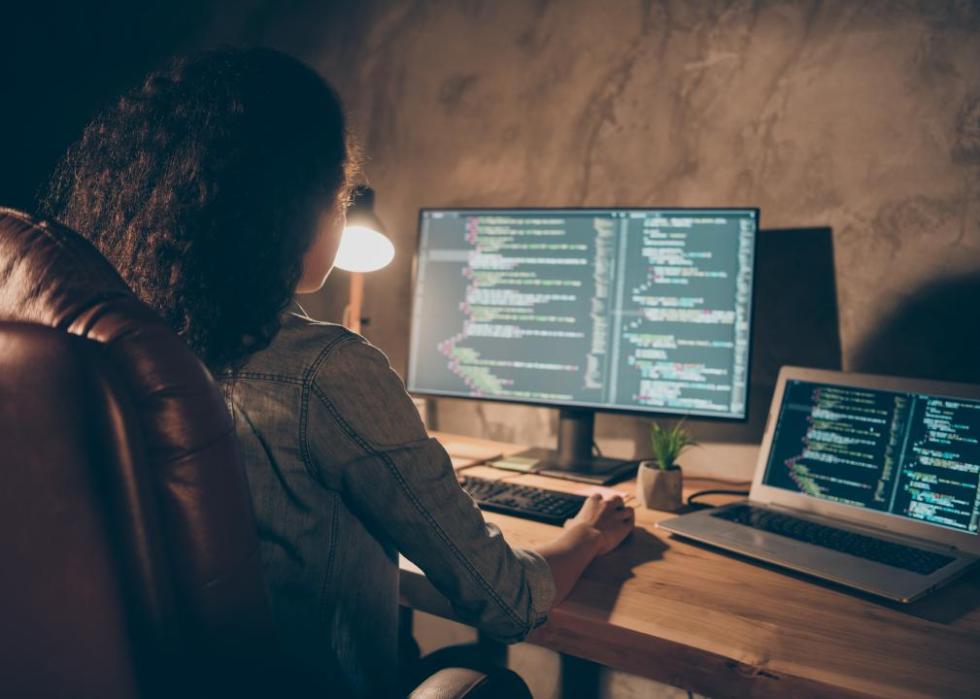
{"left": 751, "top": 366, "right": 980, "bottom": 554}
{"left": 406, "top": 206, "right": 760, "bottom": 423}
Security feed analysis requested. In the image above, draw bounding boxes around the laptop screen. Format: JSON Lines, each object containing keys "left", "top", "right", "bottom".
{"left": 763, "top": 380, "right": 980, "bottom": 534}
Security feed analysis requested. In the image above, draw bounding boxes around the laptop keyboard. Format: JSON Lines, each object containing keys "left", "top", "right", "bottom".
{"left": 712, "top": 504, "right": 955, "bottom": 575}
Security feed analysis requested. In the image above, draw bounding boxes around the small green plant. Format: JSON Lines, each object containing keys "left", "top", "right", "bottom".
{"left": 649, "top": 420, "right": 697, "bottom": 470}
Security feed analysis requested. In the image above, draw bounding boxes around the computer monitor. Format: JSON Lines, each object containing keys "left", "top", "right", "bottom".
{"left": 407, "top": 207, "right": 759, "bottom": 483}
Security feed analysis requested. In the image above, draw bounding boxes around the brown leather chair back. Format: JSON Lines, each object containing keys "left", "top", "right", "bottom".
{"left": 0, "top": 208, "right": 276, "bottom": 696}
{"left": 0, "top": 323, "right": 152, "bottom": 697}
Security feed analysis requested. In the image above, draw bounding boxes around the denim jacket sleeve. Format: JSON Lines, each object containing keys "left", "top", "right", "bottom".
{"left": 304, "top": 335, "right": 556, "bottom": 642}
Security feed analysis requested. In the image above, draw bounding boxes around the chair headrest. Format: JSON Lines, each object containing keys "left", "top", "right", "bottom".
{"left": 0, "top": 207, "right": 138, "bottom": 331}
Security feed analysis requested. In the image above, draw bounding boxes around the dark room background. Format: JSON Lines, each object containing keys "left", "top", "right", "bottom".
{"left": 3, "top": 0, "right": 979, "bottom": 480}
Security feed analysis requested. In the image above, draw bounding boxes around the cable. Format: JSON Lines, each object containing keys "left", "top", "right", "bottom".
{"left": 686, "top": 488, "right": 750, "bottom": 508}
{"left": 591, "top": 440, "right": 603, "bottom": 457}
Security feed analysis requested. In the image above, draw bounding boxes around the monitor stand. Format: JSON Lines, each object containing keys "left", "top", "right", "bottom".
{"left": 508, "top": 408, "right": 638, "bottom": 485}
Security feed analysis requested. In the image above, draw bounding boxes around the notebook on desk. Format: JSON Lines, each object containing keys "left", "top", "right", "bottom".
{"left": 659, "top": 366, "right": 980, "bottom": 602}
{"left": 431, "top": 431, "right": 507, "bottom": 470}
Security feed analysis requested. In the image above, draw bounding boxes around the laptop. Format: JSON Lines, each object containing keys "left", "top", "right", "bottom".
{"left": 658, "top": 367, "right": 980, "bottom": 602}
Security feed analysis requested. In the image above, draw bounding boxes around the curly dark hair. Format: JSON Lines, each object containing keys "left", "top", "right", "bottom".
{"left": 40, "top": 47, "right": 357, "bottom": 372}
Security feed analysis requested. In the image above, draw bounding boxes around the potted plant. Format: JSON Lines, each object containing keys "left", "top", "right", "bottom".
{"left": 637, "top": 421, "right": 696, "bottom": 512}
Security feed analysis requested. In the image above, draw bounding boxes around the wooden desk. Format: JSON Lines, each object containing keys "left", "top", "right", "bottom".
{"left": 401, "top": 435, "right": 980, "bottom": 698}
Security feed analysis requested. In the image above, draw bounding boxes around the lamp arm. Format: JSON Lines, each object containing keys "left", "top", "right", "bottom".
{"left": 346, "top": 271, "right": 365, "bottom": 335}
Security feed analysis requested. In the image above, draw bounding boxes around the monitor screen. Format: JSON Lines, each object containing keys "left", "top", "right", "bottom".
{"left": 407, "top": 208, "right": 757, "bottom": 419}
{"left": 763, "top": 380, "right": 980, "bottom": 534}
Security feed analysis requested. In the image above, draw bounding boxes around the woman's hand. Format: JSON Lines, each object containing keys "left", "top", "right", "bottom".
{"left": 536, "top": 492, "right": 636, "bottom": 605}
{"left": 565, "top": 493, "right": 635, "bottom": 556}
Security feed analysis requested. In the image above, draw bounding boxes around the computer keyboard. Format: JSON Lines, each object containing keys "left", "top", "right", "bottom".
{"left": 459, "top": 475, "right": 587, "bottom": 525}
{"left": 712, "top": 503, "right": 954, "bottom": 575}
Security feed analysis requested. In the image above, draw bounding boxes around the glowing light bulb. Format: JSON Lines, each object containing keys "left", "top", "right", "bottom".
{"left": 334, "top": 225, "right": 395, "bottom": 273}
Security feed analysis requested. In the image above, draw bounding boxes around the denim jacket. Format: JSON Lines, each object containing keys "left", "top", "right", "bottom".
{"left": 220, "top": 311, "right": 555, "bottom": 697}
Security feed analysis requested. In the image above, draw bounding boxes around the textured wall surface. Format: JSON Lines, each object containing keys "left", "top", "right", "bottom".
{"left": 278, "top": 0, "right": 980, "bottom": 468}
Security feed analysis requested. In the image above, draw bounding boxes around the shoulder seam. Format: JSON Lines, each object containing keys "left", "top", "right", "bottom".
{"left": 230, "top": 371, "right": 304, "bottom": 385}
{"left": 299, "top": 332, "right": 361, "bottom": 485}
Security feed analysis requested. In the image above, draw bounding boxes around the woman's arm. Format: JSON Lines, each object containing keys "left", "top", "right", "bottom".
{"left": 308, "top": 339, "right": 553, "bottom": 640}
{"left": 306, "top": 336, "right": 632, "bottom": 640}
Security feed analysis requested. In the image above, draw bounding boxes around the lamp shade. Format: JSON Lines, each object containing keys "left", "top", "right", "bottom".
{"left": 334, "top": 225, "right": 394, "bottom": 273}
{"left": 334, "top": 186, "right": 395, "bottom": 273}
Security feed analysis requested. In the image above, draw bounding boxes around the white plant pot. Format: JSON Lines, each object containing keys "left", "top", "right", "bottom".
{"left": 636, "top": 461, "right": 683, "bottom": 512}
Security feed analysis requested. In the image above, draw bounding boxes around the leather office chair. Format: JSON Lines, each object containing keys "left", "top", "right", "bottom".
{"left": 0, "top": 208, "right": 528, "bottom": 699}
{"left": 0, "top": 207, "right": 277, "bottom": 697}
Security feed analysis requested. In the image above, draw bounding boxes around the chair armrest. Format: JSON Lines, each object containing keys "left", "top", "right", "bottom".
{"left": 409, "top": 668, "right": 487, "bottom": 699}
{"left": 409, "top": 667, "right": 530, "bottom": 699}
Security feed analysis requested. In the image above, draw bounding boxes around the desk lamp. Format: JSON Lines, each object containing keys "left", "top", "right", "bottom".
{"left": 334, "top": 186, "right": 394, "bottom": 334}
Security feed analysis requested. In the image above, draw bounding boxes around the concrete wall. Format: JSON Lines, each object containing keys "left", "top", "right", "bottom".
{"left": 275, "top": 0, "right": 980, "bottom": 477}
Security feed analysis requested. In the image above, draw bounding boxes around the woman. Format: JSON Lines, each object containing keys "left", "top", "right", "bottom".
{"left": 41, "top": 47, "right": 634, "bottom": 697}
